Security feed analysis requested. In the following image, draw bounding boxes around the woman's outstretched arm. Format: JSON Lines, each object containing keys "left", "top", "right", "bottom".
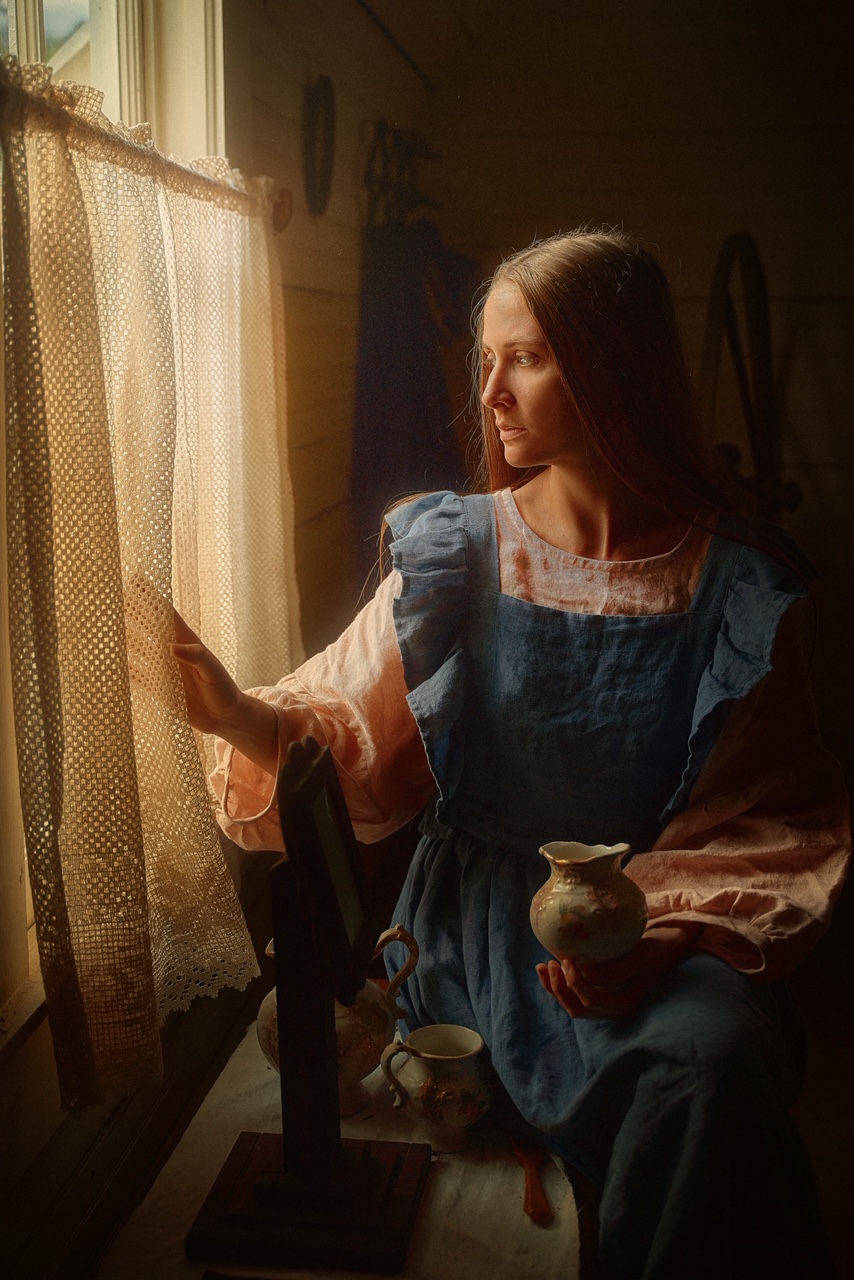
{"left": 171, "top": 577, "right": 434, "bottom": 852}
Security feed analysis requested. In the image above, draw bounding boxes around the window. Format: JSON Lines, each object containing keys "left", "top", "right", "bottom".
{"left": 3, "top": 1, "right": 142, "bottom": 123}
{"left": 0, "top": 1, "right": 223, "bottom": 158}
{"left": 43, "top": 1, "right": 91, "bottom": 84}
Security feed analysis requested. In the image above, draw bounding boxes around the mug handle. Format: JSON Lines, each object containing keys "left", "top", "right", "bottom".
{"left": 381, "top": 1039, "right": 423, "bottom": 1109}
{"left": 373, "top": 923, "right": 419, "bottom": 1020}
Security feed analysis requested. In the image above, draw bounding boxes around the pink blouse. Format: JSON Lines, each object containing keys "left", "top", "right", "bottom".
{"left": 211, "top": 492, "right": 851, "bottom": 983}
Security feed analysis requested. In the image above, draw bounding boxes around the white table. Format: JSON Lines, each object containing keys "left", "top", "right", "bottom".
{"left": 94, "top": 1026, "right": 580, "bottom": 1280}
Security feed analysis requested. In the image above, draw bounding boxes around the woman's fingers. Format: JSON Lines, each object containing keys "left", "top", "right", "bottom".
{"left": 172, "top": 607, "right": 203, "bottom": 647}
{"left": 167, "top": 622, "right": 242, "bottom": 734}
{"left": 537, "top": 960, "right": 597, "bottom": 1018}
{"left": 171, "top": 641, "right": 214, "bottom": 672}
{"left": 123, "top": 595, "right": 243, "bottom": 736}
{"left": 536, "top": 962, "right": 551, "bottom": 993}
{"left": 536, "top": 957, "right": 634, "bottom": 1020}
{"left": 539, "top": 930, "right": 701, "bottom": 1020}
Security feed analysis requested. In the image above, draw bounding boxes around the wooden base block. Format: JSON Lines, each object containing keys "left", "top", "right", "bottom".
{"left": 185, "top": 1131, "right": 432, "bottom": 1274}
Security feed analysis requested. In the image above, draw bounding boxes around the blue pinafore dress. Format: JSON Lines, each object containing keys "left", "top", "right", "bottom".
{"left": 383, "top": 491, "right": 830, "bottom": 1279}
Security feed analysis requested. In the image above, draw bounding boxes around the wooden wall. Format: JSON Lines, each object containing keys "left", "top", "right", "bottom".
{"left": 222, "top": 0, "right": 491, "bottom": 654}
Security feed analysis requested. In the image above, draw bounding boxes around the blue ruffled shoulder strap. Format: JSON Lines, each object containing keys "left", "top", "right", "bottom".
{"left": 716, "top": 512, "right": 817, "bottom": 586}
{"left": 386, "top": 490, "right": 476, "bottom": 802}
{"left": 660, "top": 514, "right": 814, "bottom": 823}
{"left": 385, "top": 490, "right": 470, "bottom": 692}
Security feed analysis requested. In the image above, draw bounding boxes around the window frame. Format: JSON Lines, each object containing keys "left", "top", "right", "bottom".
{"left": 3, "top": 1, "right": 223, "bottom": 152}
{"left": 7, "top": 0, "right": 45, "bottom": 64}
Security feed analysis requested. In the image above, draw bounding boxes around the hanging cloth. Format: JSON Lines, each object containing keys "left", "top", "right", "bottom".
{"left": 0, "top": 59, "right": 298, "bottom": 1109}
{"left": 350, "top": 218, "right": 479, "bottom": 579}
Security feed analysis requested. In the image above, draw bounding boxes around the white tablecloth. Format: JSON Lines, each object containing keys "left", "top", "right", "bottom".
{"left": 94, "top": 1025, "right": 579, "bottom": 1280}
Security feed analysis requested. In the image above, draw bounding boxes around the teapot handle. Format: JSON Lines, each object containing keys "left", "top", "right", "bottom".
{"left": 380, "top": 1039, "right": 422, "bottom": 1109}
{"left": 373, "top": 923, "right": 419, "bottom": 1020}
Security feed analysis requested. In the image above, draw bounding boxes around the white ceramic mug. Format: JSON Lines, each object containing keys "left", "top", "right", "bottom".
{"left": 381, "top": 1023, "right": 493, "bottom": 1152}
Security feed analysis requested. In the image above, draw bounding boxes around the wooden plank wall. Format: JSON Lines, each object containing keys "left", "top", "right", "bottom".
{"left": 222, "top": 0, "right": 486, "bottom": 655}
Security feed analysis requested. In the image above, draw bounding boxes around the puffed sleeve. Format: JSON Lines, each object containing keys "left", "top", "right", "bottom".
{"left": 209, "top": 570, "right": 436, "bottom": 851}
{"left": 627, "top": 601, "right": 851, "bottom": 981}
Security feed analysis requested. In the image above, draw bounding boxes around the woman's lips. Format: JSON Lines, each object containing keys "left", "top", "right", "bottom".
{"left": 498, "top": 424, "right": 526, "bottom": 441}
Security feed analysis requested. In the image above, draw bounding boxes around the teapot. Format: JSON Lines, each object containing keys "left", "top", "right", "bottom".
{"left": 256, "top": 923, "right": 419, "bottom": 1116}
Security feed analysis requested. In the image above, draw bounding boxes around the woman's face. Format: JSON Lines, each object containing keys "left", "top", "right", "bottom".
{"left": 481, "top": 282, "right": 580, "bottom": 471}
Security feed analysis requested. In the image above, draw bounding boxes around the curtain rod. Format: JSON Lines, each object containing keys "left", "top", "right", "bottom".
{"left": 0, "top": 60, "right": 292, "bottom": 230}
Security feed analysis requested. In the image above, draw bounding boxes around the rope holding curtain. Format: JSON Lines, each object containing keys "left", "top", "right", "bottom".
{"left": 0, "top": 57, "right": 299, "bottom": 1111}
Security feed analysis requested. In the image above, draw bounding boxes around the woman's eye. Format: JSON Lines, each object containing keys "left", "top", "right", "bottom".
{"left": 516, "top": 352, "right": 537, "bottom": 366}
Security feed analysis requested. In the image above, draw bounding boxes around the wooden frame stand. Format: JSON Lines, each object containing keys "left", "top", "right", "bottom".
{"left": 184, "top": 1128, "right": 431, "bottom": 1272}
{"left": 185, "top": 741, "right": 431, "bottom": 1272}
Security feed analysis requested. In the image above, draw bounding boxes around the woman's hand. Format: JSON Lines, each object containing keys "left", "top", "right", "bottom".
{"left": 171, "top": 611, "right": 243, "bottom": 735}
{"left": 535, "top": 922, "right": 702, "bottom": 1020}
{"left": 171, "top": 610, "right": 280, "bottom": 774}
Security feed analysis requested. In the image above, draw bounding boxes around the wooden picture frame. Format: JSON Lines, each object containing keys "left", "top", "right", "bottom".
{"left": 185, "top": 735, "right": 431, "bottom": 1272}
{"left": 275, "top": 735, "right": 376, "bottom": 1006}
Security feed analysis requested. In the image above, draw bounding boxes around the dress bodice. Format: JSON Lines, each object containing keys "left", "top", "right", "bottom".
{"left": 387, "top": 491, "right": 809, "bottom": 858}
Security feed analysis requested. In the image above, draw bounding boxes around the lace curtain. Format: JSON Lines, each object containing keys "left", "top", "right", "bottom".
{"left": 0, "top": 59, "right": 299, "bottom": 1111}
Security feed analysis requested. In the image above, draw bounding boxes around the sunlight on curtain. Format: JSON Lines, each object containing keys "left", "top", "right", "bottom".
{"left": 0, "top": 58, "right": 299, "bottom": 1110}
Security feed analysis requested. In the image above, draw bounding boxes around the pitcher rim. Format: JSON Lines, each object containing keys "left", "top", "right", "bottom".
{"left": 539, "top": 840, "right": 631, "bottom": 865}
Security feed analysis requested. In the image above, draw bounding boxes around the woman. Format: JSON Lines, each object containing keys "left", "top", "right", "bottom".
{"left": 173, "top": 230, "right": 850, "bottom": 1278}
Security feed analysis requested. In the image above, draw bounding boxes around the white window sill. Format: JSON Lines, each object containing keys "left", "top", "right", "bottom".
{"left": 0, "top": 928, "right": 46, "bottom": 1060}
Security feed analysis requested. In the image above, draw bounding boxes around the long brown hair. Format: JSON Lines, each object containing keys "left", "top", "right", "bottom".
{"left": 379, "top": 230, "right": 811, "bottom": 593}
{"left": 470, "top": 229, "right": 734, "bottom": 521}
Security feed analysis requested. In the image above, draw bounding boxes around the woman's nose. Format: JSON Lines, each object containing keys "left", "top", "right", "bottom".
{"left": 481, "top": 364, "right": 511, "bottom": 409}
